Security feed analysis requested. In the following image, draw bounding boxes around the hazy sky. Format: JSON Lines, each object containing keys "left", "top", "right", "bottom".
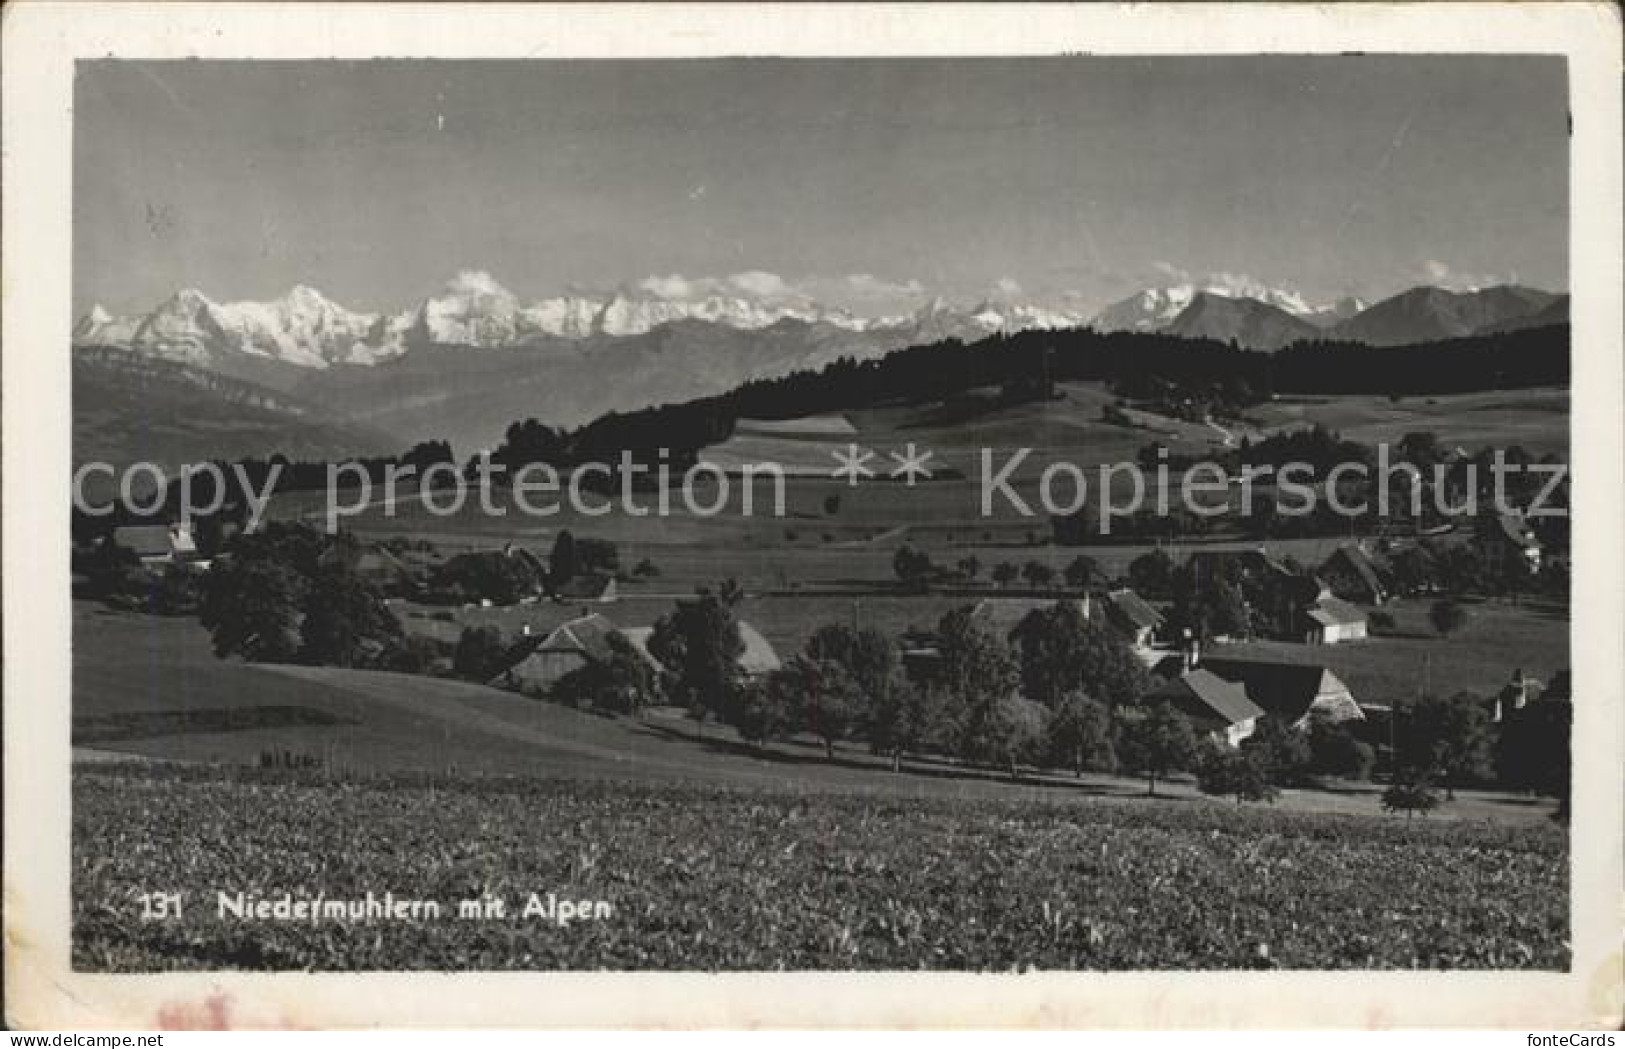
{"left": 74, "top": 56, "right": 1567, "bottom": 317}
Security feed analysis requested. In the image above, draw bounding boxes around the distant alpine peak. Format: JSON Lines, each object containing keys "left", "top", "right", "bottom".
{"left": 1092, "top": 279, "right": 1349, "bottom": 335}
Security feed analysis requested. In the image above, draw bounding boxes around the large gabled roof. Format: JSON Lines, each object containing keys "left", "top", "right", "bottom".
{"left": 1201, "top": 657, "right": 1353, "bottom": 722}
{"left": 1306, "top": 596, "right": 1367, "bottom": 628}
{"left": 1150, "top": 669, "right": 1264, "bottom": 727}
{"left": 537, "top": 612, "right": 620, "bottom": 662}
{"left": 1329, "top": 543, "right": 1386, "bottom": 597}
{"left": 736, "top": 620, "right": 782, "bottom": 675}
{"left": 617, "top": 620, "right": 779, "bottom": 676}
{"left": 1105, "top": 588, "right": 1164, "bottom": 631}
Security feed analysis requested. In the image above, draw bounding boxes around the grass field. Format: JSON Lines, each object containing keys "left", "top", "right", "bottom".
{"left": 1214, "top": 596, "right": 1569, "bottom": 708}
{"left": 1247, "top": 388, "right": 1570, "bottom": 458}
{"left": 73, "top": 763, "right": 1568, "bottom": 971}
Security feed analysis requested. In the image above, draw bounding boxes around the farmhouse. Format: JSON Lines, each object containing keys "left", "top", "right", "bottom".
{"left": 1300, "top": 594, "right": 1368, "bottom": 645}
{"left": 618, "top": 621, "right": 780, "bottom": 680}
{"left": 1147, "top": 669, "right": 1264, "bottom": 748}
{"left": 111, "top": 523, "right": 205, "bottom": 568}
{"left": 491, "top": 612, "right": 623, "bottom": 694}
{"left": 1199, "top": 656, "right": 1364, "bottom": 729}
{"left": 1103, "top": 588, "right": 1163, "bottom": 649}
{"left": 1321, "top": 543, "right": 1388, "bottom": 604}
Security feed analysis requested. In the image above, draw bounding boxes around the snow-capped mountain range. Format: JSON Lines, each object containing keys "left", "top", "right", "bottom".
{"left": 75, "top": 270, "right": 1567, "bottom": 374}
{"left": 1089, "top": 282, "right": 1368, "bottom": 336}
{"left": 73, "top": 270, "right": 1093, "bottom": 371}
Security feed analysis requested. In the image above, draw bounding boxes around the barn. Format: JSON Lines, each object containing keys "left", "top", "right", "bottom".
{"left": 1200, "top": 657, "right": 1364, "bottom": 729}
{"left": 1301, "top": 595, "right": 1369, "bottom": 645}
{"left": 1147, "top": 669, "right": 1264, "bottom": 748}
{"left": 1322, "top": 543, "right": 1388, "bottom": 605}
{"left": 491, "top": 613, "right": 621, "bottom": 694}
{"left": 1103, "top": 588, "right": 1163, "bottom": 649}
{"left": 617, "top": 622, "right": 781, "bottom": 680}
{"left": 111, "top": 523, "right": 204, "bottom": 568}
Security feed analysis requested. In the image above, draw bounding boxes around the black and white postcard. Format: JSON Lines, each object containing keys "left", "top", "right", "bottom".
{"left": 4, "top": 1, "right": 1621, "bottom": 1031}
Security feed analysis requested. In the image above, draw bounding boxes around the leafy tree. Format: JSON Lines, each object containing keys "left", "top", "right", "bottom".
{"left": 868, "top": 675, "right": 946, "bottom": 772}
{"left": 1012, "top": 601, "right": 1151, "bottom": 707}
{"left": 1240, "top": 715, "right": 1312, "bottom": 786}
{"left": 805, "top": 623, "right": 897, "bottom": 710}
{"left": 199, "top": 558, "right": 308, "bottom": 662}
{"left": 934, "top": 607, "right": 1020, "bottom": 759}
{"left": 1171, "top": 561, "right": 1252, "bottom": 642}
{"left": 1047, "top": 691, "right": 1116, "bottom": 775}
{"left": 379, "top": 634, "right": 446, "bottom": 675}
{"left": 1387, "top": 545, "right": 1439, "bottom": 596}
{"left": 228, "top": 520, "right": 330, "bottom": 579}
{"left": 892, "top": 544, "right": 934, "bottom": 591}
{"left": 549, "top": 529, "right": 582, "bottom": 586}
{"left": 1021, "top": 560, "right": 1056, "bottom": 589}
{"left": 553, "top": 633, "right": 664, "bottom": 715}
{"left": 1367, "top": 610, "right": 1397, "bottom": 636}
{"left": 453, "top": 624, "right": 509, "bottom": 682}
{"left": 992, "top": 561, "right": 1020, "bottom": 588}
{"left": 729, "top": 678, "right": 793, "bottom": 747}
{"left": 647, "top": 584, "right": 746, "bottom": 734}
{"left": 957, "top": 555, "right": 982, "bottom": 581}
{"left": 784, "top": 656, "right": 867, "bottom": 759}
{"left": 83, "top": 537, "right": 146, "bottom": 600}
{"left": 429, "top": 550, "right": 543, "bottom": 605}
{"left": 1306, "top": 718, "right": 1376, "bottom": 779}
{"left": 1382, "top": 776, "right": 1440, "bottom": 818}
{"left": 402, "top": 439, "right": 456, "bottom": 473}
{"left": 1116, "top": 701, "right": 1201, "bottom": 796}
{"left": 1198, "top": 749, "right": 1278, "bottom": 804}
{"left": 200, "top": 524, "right": 401, "bottom": 668}
{"left": 1496, "top": 698, "right": 1571, "bottom": 817}
{"left": 299, "top": 561, "right": 402, "bottom": 668}
{"left": 1063, "top": 555, "right": 1104, "bottom": 592}
{"left": 632, "top": 557, "right": 660, "bottom": 578}
{"left": 1126, "top": 549, "right": 1176, "bottom": 599}
{"left": 1428, "top": 598, "right": 1468, "bottom": 638}
{"left": 1398, "top": 691, "right": 1497, "bottom": 799}
{"left": 975, "top": 696, "right": 1051, "bottom": 780}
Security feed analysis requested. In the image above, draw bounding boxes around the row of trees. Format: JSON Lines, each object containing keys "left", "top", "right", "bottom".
{"left": 892, "top": 545, "right": 1108, "bottom": 593}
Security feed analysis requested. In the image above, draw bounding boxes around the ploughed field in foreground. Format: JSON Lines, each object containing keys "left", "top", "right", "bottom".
{"left": 74, "top": 764, "right": 1567, "bottom": 971}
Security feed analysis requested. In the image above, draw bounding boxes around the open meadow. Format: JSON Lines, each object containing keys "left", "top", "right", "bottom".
{"left": 73, "top": 762, "right": 1568, "bottom": 971}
